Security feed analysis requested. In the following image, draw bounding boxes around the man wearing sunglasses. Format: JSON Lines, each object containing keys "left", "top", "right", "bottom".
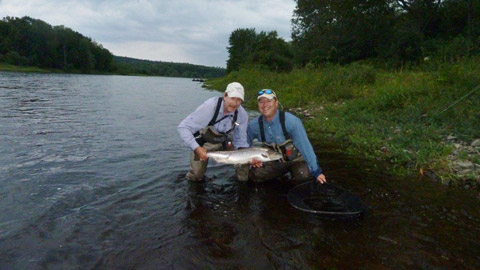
{"left": 247, "top": 89, "right": 327, "bottom": 184}
{"left": 178, "top": 82, "right": 250, "bottom": 181}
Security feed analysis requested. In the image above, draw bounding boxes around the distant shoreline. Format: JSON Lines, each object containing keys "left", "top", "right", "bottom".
{"left": 0, "top": 63, "right": 203, "bottom": 78}
{"left": 0, "top": 64, "right": 60, "bottom": 73}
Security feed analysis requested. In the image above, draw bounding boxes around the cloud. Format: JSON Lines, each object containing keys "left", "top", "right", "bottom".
{"left": 0, "top": 0, "right": 295, "bottom": 67}
{"left": 103, "top": 40, "right": 191, "bottom": 63}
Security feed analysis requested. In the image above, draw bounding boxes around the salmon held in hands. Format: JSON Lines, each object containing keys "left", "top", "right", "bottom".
{"left": 206, "top": 147, "right": 282, "bottom": 164}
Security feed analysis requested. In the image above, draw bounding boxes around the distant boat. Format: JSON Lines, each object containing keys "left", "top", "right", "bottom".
{"left": 192, "top": 78, "right": 206, "bottom": 82}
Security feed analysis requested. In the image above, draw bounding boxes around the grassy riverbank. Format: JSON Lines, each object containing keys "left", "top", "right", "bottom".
{"left": 0, "top": 63, "right": 138, "bottom": 76}
{"left": 0, "top": 63, "right": 61, "bottom": 73}
{"left": 0, "top": 63, "right": 219, "bottom": 78}
{"left": 206, "top": 58, "right": 480, "bottom": 186}
{"left": 0, "top": 63, "right": 114, "bottom": 75}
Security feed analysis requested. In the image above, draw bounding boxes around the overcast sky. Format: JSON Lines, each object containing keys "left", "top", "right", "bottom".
{"left": 0, "top": 0, "right": 296, "bottom": 68}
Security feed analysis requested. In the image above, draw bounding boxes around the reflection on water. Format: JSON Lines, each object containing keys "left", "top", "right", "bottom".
{"left": 0, "top": 72, "right": 479, "bottom": 269}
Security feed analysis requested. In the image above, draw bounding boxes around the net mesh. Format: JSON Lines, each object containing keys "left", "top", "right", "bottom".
{"left": 287, "top": 181, "right": 365, "bottom": 218}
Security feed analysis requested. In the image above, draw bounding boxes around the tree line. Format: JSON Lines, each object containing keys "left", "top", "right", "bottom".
{"left": 0, "top": 16, "right": 225, "bottom": 78}
{"left": 0, "top": 16, "right": 113, "bottom": 72}
{"left": 227, "top": 0, "right": 480, "bottom": 72}
{"left": 114, "top": 56, "right": 225, "bottom": 78}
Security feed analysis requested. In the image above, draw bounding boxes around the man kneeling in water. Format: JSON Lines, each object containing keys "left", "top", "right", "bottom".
{"left": 247, "top": 89, "right": 327, "bottom": 184}
{"left": 177, "top": 82, "right": 249, "bottom": 181}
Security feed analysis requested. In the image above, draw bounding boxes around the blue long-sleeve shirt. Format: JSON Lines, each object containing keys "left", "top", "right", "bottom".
{"left": 178, "top": 97, "right": 249, "bottom": 151}
{"left": 247, "top": 110, "right": 323, "bottom": 178}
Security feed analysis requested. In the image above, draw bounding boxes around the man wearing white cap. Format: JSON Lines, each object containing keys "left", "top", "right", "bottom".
{"left": 178, "top": 82, "right": 249, "bottom": 181}
{"left": 247, "top": 89, "right": 327, "bottom": 184}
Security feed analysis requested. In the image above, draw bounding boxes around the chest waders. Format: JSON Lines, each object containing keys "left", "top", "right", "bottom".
{"left": 193, "top": 97, "right": 238, "bottom": 150}
{"left": 258, "top": 111, "right": 300, "bottom": 162}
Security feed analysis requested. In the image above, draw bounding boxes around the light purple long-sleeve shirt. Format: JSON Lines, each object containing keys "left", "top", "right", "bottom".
{"left": 178, "top": 97, "right": 249, "bottom": 151}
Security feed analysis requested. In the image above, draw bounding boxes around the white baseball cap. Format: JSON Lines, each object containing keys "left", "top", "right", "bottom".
{"left": 225, "top": 82, "right": 244, "bottom": 101}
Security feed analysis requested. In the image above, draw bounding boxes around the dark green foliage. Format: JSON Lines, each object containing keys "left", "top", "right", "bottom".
{"left": 292, "top": 0, "right": 395, "bottom": 65}
{"left": 0, "top": 16, "right": 114, "bottom": 72}
{"left": 0, "top": 16, "right": 225, "bottom": 77}
{"left": 226, "top": 28, "right": 293, "bottom": 73}
{"left": 1, "top": 51, "right": 29, "bottom": 65}
{"left": 227, "top": 28, "right": 257, "bottom": 73}
{"left": 249, "top": 31, "right": 294, "bottom": 72}
{"left": 291, "top": 0, "right": 480, "bottom": 66}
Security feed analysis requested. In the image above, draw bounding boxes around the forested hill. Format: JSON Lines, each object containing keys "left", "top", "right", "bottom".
{"left": 114, "top": 56, "right": 225, "bottom": 78}
{"left": 0, "top": 16, "right": 225, "bottom": 78}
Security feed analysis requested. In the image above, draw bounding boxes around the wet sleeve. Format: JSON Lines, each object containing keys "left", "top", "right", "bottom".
{"left": 177, "top": 99, "right": 215, "bottom": 151}
{"left": 287, "top": 115, "right": 323, "bottom": 177}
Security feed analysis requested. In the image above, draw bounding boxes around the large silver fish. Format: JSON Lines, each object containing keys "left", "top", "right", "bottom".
{"left": 207, "top": 147, "right": 282, "bottom": 164}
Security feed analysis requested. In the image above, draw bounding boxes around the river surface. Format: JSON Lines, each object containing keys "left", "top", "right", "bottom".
{"left": 0, "top": 72, "right": 479, "bottom": 269}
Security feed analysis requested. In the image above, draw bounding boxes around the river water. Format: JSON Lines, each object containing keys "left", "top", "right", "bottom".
{"left": 0, "top": 72, "right": 479, "bottom": 269}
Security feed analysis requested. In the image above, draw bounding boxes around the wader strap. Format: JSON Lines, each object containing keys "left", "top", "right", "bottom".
{"left": 222, "top": 110, "right": 238, "bottom": 135}
{"left": 279, "top": 111, "right": 290, "bottom": 140}
{"left": 208, "top": 97, "right": 224, "bottom": 126}
{"left": 194, "top": 97, "right": 239, "bottom": 138}
{"left": 258, "top": 116, "right": 265, "bottom": 142}
{"left": 210, "top": 97, "right": 238, "bottom": 129}
{"left": 258, "top": 111, "right": 289, "bottom": 142}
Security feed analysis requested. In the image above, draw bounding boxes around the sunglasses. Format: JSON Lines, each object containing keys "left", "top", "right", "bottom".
{"left": 258, "top": 89, "right": 275, "bottom": 96}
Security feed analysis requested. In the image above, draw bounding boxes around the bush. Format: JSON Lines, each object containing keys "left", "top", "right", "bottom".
{"left": 311, "top": 63, "right": 377, "bottom": 101}
{"left": 432, "top": 36, "right": 477, "bottom": 63}
{"left": 2, "top": 51, "right": 29, "bottom": 66}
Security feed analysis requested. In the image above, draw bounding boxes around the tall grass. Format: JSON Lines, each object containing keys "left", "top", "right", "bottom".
{"left": 0, "top": 63, "right": 55, "bottom": 73}
{"left": 207, "top": 57, "right": 480, "bottom": 177}
{"left": 207, "top": 63, "right": 377, "bottom": 107}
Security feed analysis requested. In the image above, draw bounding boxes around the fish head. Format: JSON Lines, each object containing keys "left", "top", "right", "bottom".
{"left": 261, "top": 149, "right": 283, "bottom": 161}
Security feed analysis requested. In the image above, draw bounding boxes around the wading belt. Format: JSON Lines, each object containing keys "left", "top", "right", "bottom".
{"left": 258, "top": 110, "right": 290, "bottom": 142}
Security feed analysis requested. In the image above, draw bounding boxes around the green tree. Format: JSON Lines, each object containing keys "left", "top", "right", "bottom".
{"left": 292, "top": 0, "right": 395, "bottom": 65}
{"left": 54, "top": 25, "right": 76, "bottom": 69}
{"left": 291, "top": 0, "right": 480, "bottom": 65}
{"left": 226, "top": 28, "right": 257, "bottom": 73}
{"left": 226, "top": 28, "right": 293, "bottom": 73}
{"left": 30, "top": 19, "right": 56, "bottom": 67}
{"left": 90, "top": 41, "right": 113, "bottom": 71}
{"left": 76, "top": 38, "right": 95, "bottom": 72}
{"left": 0, "top": 20, "right": 11, "bottom": 55}
{"left": 248, "top": 31, "right": 293, "bottom": 71}
{"left": 0, "top": 16, "right": 116, "bottom": 72}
